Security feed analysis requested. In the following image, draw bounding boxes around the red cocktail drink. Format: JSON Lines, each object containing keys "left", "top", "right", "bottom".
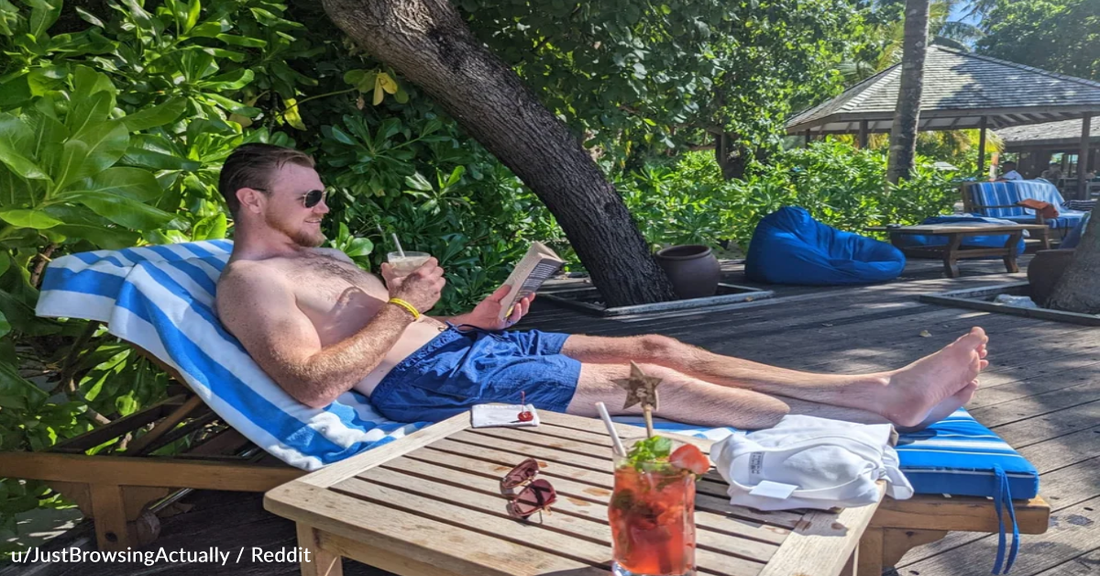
{"left": 609, "top": 438, "right": 707, "bottom": 576}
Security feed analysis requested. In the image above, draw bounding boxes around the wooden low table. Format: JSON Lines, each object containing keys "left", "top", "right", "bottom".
{"left": 868, "top": 223, "right": 1050, "bottom": 278}
{"left": 265, "top": 411, "right": 883, "bottom": 576}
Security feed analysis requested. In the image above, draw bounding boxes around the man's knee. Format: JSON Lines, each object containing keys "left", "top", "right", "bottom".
{"left": 635, "top": 334, "right": 683, "bottom": 357}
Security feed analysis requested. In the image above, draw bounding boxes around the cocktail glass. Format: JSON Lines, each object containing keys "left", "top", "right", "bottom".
{"left": 386, "top": 251, "right": 431, "bottom": 276}
{"left": 608, "top": 440, "right": 697, "bottom": 576}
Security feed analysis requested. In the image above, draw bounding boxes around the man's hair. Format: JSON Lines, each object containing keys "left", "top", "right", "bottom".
{"left": 218, "top": 144, "right": 315, "bottom": 217}
{"left": 1003, "top": 161, "right": 1017, "bottom": 168}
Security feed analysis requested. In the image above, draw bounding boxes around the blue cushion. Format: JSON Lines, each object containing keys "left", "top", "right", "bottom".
{"left": 891, "top": 215, "right": 1026, "bottom": 256}
{"left": 1000, "top": 212, "right": 1086, "bottom": 230}
{"left": 745, "top": 206, "right": 905, "bottom": 285}
{"left": 895, "top": 409, "right": 1038, "bottom": 499}
{"left": 968, "top": 180, "right": 1067, "bottom": 218}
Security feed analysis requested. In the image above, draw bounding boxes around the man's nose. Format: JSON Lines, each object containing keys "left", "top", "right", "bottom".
{"left": 315, "top": 199, "right": 330, "bottom": 214}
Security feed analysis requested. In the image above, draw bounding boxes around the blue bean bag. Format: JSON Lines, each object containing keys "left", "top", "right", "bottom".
{"left": 745, "top": 207, "right": 905, "bottom": 285}
{"left": 891, "top": 215, "right": 1026, "bottom": 256}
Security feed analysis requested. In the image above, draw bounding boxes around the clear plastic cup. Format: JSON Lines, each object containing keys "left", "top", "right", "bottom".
{"left": 387, "top": 251, "right": 431, "bottom": 276}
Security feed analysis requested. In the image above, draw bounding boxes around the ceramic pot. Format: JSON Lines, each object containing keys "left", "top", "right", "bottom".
{"left": 1027, "top": 249, "right": 1075, "bottom": 305}
{"left": 654, "top": 245, "right": 721, "bottom": 299}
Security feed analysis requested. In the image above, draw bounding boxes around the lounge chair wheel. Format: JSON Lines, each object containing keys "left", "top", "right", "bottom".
{"left": 130, "top": 510, "right": 161, "bottom": 546}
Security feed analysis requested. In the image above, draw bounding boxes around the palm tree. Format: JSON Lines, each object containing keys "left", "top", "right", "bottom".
{"left": 886, "top": 0, "right": 932, "bottom": 183}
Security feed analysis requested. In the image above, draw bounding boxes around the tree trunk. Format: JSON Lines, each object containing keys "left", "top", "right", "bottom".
{"left": 322, "top": 0, "right": 677, "bottom": 306}
{"left": 1045, "top": 216, "right": 1100, "bottom": 313}
{"left": 714, "top": 133, "right": 752, "bottom": 180}
{"left": 886, "top": 0, "right": 931, "bottom": 185}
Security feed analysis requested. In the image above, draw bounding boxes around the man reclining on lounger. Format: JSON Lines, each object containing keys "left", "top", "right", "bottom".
{"left": 215, "top": 144, "right": 988, "bottom": 431}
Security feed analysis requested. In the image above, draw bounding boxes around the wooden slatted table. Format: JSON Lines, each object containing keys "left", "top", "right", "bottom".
{"left": 264, "top": 411, "right": 883, "bottom": 576}
{"left": 867, "top": 224, "right": 1050, "bottom": 278}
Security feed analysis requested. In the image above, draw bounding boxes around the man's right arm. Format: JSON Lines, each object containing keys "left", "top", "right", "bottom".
{"left": 217, "top": 264, "right": 440, "bottom": 408}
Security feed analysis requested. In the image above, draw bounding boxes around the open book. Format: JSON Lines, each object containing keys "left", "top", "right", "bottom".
{"left": 499, "top": 241, "right": 565, "bottom": 320}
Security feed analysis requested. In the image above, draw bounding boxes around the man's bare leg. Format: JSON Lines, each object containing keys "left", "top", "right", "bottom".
{"left": 559, "top": 328, "right": 989, "bottom": 429}
{"left": 566, "top": 363, "right": 893, "bottom": 429}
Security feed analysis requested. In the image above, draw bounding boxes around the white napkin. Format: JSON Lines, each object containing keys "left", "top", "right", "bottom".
{"left": 470, "top": 403, "right": 540, "bottom": 428}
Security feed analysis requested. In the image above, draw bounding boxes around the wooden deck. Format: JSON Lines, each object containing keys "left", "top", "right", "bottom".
{"left": 5, "top": 256, "right": 1100, "bottom": 576}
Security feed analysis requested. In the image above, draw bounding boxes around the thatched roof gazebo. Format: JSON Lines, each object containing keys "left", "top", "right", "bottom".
{"left": 786, "top": 46, "right": 1100, "bottom": 198}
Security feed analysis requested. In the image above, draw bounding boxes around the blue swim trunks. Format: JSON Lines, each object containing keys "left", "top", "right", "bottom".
{"left": 369, "top": 324, "right": 581, "bottom": 423}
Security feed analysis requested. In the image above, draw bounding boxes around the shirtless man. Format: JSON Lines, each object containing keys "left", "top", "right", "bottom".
{"left": 215, "top": 144, "right": 988, "bottom": 431}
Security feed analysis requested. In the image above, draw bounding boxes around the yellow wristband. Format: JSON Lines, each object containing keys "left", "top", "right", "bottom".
{"left": 388, "top": 298, "right": 421, "bottom": 320}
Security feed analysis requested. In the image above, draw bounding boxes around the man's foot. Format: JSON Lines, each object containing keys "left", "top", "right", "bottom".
{"left": 881, "top": 327, "right": 988, "bottom": 429}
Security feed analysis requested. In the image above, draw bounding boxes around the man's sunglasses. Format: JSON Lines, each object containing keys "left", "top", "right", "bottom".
{"left": 500, "top": 457, "right": 557, "bottom": 520}
{"left": 251, "top": 187, "right": 327, "bottom": 208}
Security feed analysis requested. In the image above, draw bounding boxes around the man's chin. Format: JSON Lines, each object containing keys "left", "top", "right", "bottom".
{"left": 296, "top": 232, "right": 326, "bottom": 248}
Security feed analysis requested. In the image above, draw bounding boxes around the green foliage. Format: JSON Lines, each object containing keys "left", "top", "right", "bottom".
{"left": 618, "top": 143, "right": 960, "bottom": 251}
{"left": 976, "top": 0, "right": 1099, "bottom": 81}
{"left": 460, "top": 0, "right": 863, "bottom": 172}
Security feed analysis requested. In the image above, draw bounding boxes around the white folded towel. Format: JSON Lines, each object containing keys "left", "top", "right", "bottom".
{"left": 712, "top": 415, "right": 913, "bottom": 511}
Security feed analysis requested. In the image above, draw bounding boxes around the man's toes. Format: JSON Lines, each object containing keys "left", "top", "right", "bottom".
{"left": 980, "top": 359, "right": 989, "bottom": 370}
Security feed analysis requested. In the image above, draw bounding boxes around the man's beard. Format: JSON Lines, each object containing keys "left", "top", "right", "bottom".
{"left": 267, "top": 213, "right": 325, "bottom": 247}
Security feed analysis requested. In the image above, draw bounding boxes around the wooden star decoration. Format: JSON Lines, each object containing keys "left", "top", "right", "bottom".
{"left": 613, "top": 361, "right": 662, "bottom": 412}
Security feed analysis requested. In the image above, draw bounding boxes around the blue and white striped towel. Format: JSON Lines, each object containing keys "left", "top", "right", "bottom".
{"left": 35, "top": 241, "right": 1038, "bottom": 501}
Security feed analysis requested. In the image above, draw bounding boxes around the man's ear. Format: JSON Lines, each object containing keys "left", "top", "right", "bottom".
{"left": 237, "top": 187, "right": 265, "bottom": 215}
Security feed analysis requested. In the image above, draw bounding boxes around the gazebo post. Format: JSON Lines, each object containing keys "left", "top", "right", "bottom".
{"left": 978, "top": 116, "right": 987, "bottom": 178}
{"left": 858, "top": 120, "right": 869, "bottom": 149}
{"left": 804, "top": 129, "right": 811, "bottom": 147}
{"left": 1079, "top": 114, "right": 1092, "bottom": 200}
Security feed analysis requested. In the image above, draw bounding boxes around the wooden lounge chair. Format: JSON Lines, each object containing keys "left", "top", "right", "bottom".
{"left": 0, "top": 241, "right": 1049, "bottom": 575}
{"left": 961, "top": 180, "right": 1089, "bottom": 249}
{"left": 0, "top": 348, "right": 1049, "bottom": 574}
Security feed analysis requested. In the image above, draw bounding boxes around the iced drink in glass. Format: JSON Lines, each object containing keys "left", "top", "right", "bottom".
{"left": 386, "top": 251, "right": 431, "bottom": 276}
{"left": 608, "top": 437, "right": 708, "bottom": 576}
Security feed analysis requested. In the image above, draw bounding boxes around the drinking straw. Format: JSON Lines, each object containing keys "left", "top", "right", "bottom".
{"left": 391, "top": 233, "right": 406, "bottom": 258}
{"left": 596, "top": 402, "right": 626, "bottom": 457}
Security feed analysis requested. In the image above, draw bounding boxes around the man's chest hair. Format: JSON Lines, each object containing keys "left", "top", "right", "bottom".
{"left": 289, "top": 253, "right": 385, "bottom": 298}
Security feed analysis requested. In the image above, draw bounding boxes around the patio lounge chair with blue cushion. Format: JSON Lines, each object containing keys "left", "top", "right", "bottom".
{"left": 0, "top": 242, "right": 1048, "bottom": 575}
{"left": 962, "top": 180, "right": 1088, "bottom": 249}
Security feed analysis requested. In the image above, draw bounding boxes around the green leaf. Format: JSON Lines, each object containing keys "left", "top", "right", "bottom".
{"left": 62, "top": 191, "right": 175, "bottom": 230}
{"left": 189, "top": 21, "right": 224, "bottom": 37}
{"left": 119, "top": 0, "right": 153, "bottom": 28}
{"left": 67, "top": 90, "right": 114, "bottom": 134}
{"left": 26, "top": 0, "right": 61, "bottom": 39}
{"left": 445, "top": 166, "right": 465, "bottom": 187}
{"left": 0, "top": 309, "right": 9, "bottom": 338}
{"left": 53, "top": 121, "right": 129, "bottom": 192}
{"left": 0, "top": 113, "right": 50, "bottom": 181}
{"left": 51, "top": 223, "right": 140, "bottom": 249}
{"left": 191, "top": 213, "right": 227, "bottom": 240}
{"left": 405, "top": 172, "right": 433, "bottom": 192}
{"left": 214, "top": 34, "right": 266, "bottom": 48}
{"left": 204, "top": 93, "right": 260, "bottom": 116}
{"left": 63, "top": 167, "right": 162, "bottom": 202}
{"left": 184, "top": 0, "right": 200, "bottom": 33}
{"left": 198, "top": 68, "right": 254, "bottom": 91}
{"left": 75, "top": 7, "right": 106, "bottom": 27}
{"left": 121, "top": 97, "right": 186, "bottom": 132}
{"left": 0, "top": 361, "right": 47, "bottom": 411}
{"left": 71, "top": 65, "right": 116, "bottom": 98}
{"left": 0, "top": 74, "right": 32, "bottom": 109}
{"left": 282, "top": 98, "right": 305, "bottom": 130}
{"left": 0, "top": 209, "right": 63, "bottom": 229}
{"left": 345, "top": 237, "right": 373, "bottom": 258}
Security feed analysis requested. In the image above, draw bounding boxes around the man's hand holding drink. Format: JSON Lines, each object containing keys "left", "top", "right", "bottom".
{"left": 383, "top": 255, "right": 445, "bottom": 317}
